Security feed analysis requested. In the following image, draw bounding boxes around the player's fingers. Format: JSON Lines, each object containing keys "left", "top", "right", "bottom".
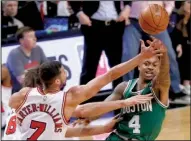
{"left": 116, "top": 117, "right": 123, "bottom": 122}
{"left": 146, "top": 40, "right": 152, "bottom": 45}
{"left": 153, "top": 49, "right": 163, "bottom": 54}
{"left": 150, "top": 36, "right": 156, "bottom": 41}
{"left": 156, "top": 53, "right": 163, "bottom": 57}
{"left": 140, "top": 39, "right": 146, "bottom": 48}
{"left": 113, "top": 113, "right": 121, "bottom": 119}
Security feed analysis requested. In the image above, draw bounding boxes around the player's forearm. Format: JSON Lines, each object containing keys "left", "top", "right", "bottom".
{"left": 109, "top": 53, "right": 145, "bottom": 81}
{"left": 155, "top": 52, "right": 170, "bottom": 89}
{"left": 75, "top": 100, "right": 127, "bottom": 118}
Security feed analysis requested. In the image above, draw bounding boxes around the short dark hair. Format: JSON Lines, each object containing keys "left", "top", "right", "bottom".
{"left": 16, "top": 26, "right": 34, "bottom": 41}
{"left": 23, "top": 67, "right": 41, "bottom": 88}
{"left": 39, "top": 61, "right": 62, "bottom": 88}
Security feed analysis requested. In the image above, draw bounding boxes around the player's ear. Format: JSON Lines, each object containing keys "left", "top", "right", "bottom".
{"left": 55, "top": 79, "right": 61, "bottom": 85}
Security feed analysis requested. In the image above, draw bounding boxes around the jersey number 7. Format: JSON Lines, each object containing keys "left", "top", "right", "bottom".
{"left": 6, "top": 116, "right": 46, "bottom": 140}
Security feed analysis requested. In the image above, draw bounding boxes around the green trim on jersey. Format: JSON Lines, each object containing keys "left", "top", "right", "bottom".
{"left": 107, "top": 78, "right": 168, "bottom": 141}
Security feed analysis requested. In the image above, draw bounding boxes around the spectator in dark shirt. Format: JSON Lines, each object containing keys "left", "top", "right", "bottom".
{"left": 170, "top": 1, "right": 190, "bottom": 96}
{"left": 7, "top": 26, "right": 48, "bottom": 93}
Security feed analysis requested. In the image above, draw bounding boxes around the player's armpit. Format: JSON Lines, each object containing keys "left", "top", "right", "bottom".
{"left": 9, "top": 87, "right": 31, "bottom": 110}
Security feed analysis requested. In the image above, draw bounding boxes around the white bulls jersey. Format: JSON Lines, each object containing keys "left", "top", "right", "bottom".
{"left": 16, "top": 87, "right": 69, "bottom": 140}
{"left": 3, "top": 111, "right": 20, "bottom": 140}
{"left": 2, "top": 86, "right": 12, "bottom": 128}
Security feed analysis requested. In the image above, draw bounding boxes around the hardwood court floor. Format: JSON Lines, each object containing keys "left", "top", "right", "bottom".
{"left": 79, "top": 106, "right": 190, "bottom": 140}
{"left": 156, "top": 106, "right": 190, "bottom": 140}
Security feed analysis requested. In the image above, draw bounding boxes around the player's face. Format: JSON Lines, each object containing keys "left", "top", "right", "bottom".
{"left": 138, "top": 56, "right": 160, "bottom": 81}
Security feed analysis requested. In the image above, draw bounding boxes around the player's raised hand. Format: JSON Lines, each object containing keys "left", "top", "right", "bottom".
{"left": 125, "top": 94, "right": 153, "bottom": 106}
{"left": 147, "top": 36, "right": 167, "bottom": 53}
{"left": 140, "top": 39, "right": 163, "bottom": 59}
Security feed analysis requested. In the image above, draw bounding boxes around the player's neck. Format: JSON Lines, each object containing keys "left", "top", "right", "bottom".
{"left": 137, "top": 77, "right": 148, "bottom": 90}
{"left": 43, "top": 86, "right": 60, "bottom": 94}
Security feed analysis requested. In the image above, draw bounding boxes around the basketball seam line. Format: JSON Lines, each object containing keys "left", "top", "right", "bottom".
{"left": 140, "top": 13, "right": 156, "bottom": 33}
{"left": 149, "top": 4, "right": 158, "bottom": 28}
{"left": 157, "top": 4, "right": 163, "bottom": 29}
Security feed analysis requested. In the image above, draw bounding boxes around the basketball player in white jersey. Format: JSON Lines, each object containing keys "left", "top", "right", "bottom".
{"left": 2, "top": 65, "right": 12, "bottom": 128}
{"left": 8, "top": 40, "right": 164, "bottom": 140}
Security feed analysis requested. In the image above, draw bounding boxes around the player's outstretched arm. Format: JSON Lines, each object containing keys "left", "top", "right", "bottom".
{"left": 65, "top": 114, "right": 121, "bottom": 137}
{"left": 72, "top": 82, "right": 153, "bottom": 118}
{"left": 147, "top": 37, "right": 170, "bottom": 105}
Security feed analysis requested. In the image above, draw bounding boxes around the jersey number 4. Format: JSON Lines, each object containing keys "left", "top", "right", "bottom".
{"left": 128, "top": 115, "right": 140, "bottom": 134}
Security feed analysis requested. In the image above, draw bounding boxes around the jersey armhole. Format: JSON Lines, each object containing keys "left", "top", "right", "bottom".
{"left": 151, "top": 88, "right": 169, "bottom": 109}
{"left": 61, "top": 92, "right": 70, "bottom": 125}
{"left": 15, "top": 88, "right": 32, "bottom": 113}
{"left": 122, "top": 80, "right": 131, "bottom": 98}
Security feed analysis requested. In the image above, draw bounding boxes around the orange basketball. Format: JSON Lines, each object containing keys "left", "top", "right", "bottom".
{"left": 139, "top": 4, "right": 169, "bottom": 35}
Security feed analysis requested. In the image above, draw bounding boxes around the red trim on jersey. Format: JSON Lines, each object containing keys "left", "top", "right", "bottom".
{"left": 15, "top": 88, "right": 32, "bottom": 113}
{"left": 37, "top": 87, "right": 45, "bottom": 95}
{"left": 37, "top": 87, "right": 60, "bottom": 95}
{"left": 62, "top": 92, "right": 69, "bottom": 125}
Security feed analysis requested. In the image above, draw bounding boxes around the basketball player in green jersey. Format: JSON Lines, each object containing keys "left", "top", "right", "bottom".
{"left": 100, "top": 37, "right": 170, "bottom": 140}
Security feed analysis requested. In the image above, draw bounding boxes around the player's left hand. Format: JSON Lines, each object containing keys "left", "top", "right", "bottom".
{"left": 104, "top": 114, "right": 123, "bottom": 133}
{"left": 116, "top": 6, "right": 130, "bottom": 22}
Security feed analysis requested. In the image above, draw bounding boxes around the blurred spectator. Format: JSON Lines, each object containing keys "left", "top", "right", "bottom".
{"left": 122, "top": 1, "right": 189, "bottom": 103}
{"left": 6, "top": 26, "right": 48, "bottom": 93}
{"left": 2, "top": 1, "right": 24, "bottom": 38}
{"left": 170, "top": 1, "right": 190, "bottom": 95}
{"left": 1, "top": 65, "right": 12, "bottom": 128}
{"left": 16, "top": 1, "right": 44, "bottom": 30}
{"left": 39, "top": 1, "right": 71, "bottom": 17}
{"left": 70, "top": 1, "right": 131, "bottom": 89}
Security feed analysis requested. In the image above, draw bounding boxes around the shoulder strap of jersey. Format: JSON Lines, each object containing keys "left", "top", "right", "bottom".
{"left": 123, "top": 78, "right": 138, "bottom": 99}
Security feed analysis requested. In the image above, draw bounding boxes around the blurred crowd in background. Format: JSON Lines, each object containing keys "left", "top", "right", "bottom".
{"left": 1, "top": 0, "right": 190, "bottom": 114}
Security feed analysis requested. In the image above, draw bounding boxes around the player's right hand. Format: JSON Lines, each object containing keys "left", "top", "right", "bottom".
{"left": 125, "top": 94, "right": 153, "bottom": 106}
{"left": 78, "top": 12, "right": 92, "bottom": 26}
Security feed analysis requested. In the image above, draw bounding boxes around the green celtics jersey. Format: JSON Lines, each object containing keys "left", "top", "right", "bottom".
{"left": 115, "top": 79, "right": 168, "bottom": 140}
